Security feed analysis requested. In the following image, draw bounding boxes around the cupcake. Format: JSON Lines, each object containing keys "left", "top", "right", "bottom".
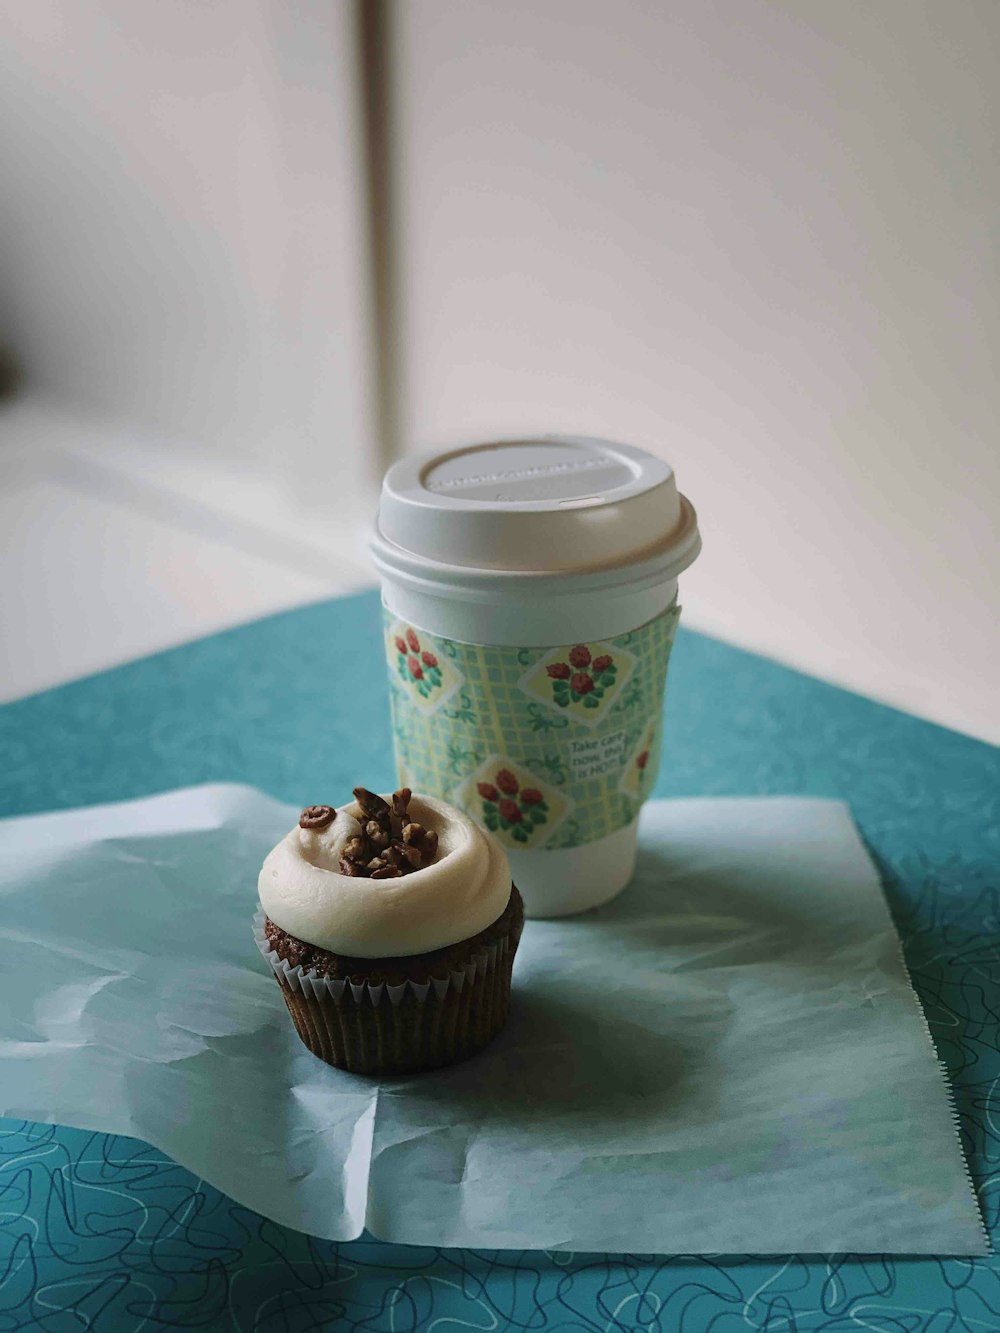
{"left": 255, "top": 786, "right": 523, "bottom": 1074}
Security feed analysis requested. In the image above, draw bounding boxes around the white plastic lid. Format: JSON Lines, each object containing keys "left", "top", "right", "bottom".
{"left": 372, "top": 436, "right": 700, "bottom": 584}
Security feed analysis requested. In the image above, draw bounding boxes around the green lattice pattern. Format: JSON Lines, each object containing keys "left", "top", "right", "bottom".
{"left": 384, "top": 604, "right": 681, "bottom": 850}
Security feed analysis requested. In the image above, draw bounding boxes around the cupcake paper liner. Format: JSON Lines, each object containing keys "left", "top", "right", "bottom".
{"left": 253, "top": 907, "right": 519, "bottom": 1075}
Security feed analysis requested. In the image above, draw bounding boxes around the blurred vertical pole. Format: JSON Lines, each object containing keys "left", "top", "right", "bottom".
{"left": 357, "top": 0, "right": 403, "bottom": 472}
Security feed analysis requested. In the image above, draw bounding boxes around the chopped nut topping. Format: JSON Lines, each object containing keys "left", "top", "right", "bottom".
{"left": 312, "top": 786, "right": 441, "bottom": 882}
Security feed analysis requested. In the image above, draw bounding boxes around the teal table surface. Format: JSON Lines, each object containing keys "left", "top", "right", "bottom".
{"left": 1, "top": 590, "right": 998, "bottom": 1332}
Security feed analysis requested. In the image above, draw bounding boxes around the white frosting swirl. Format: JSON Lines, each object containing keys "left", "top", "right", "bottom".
{"left": 258, "top": 794, "right": 512, "bottom": 958}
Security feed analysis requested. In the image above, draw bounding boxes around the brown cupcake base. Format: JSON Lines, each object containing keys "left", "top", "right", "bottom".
{"left": 257, "top": 886, "right": 523, "bottom": 1075}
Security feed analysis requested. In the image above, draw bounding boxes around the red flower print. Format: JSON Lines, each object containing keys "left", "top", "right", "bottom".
{"left": 592, "top": 654, "right": 613, "bottom": 673}
{"left": 496, "top": 769, "right": 519, "bottom": 795}
{"left": 406, "top": 627, "right": 420, "bottom": 653}
{"left": 477, "top": 782, "right": 499, "bottom": 802}
{"left": 394, "top": 636, "right": 408, "bottom": 655}
{"left": 568, "top": 644, "right": 592, "bottom": 668}
{"left": 547, "top": 661, "right": 571, "bottom": 679}
{"left": 498, "top": 798, "right": 522, "bottom": 824}
{"left": 421, "top": 651, "right": 438, "bottom": 668}
{"left": 570, "top": 672, "right": 594, "bottom": 695}
{"left": 521, "top": 788, "right": 543, "bottom": 805}
{"left": 408, "top": 655, "right": 423, "bottom": 680}
{"left": 637, "top": 750, "right": 649, "bottom": 770}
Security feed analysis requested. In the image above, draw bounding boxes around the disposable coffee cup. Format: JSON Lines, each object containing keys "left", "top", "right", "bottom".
{"left": 371, "top": 436, "right": 700, "bottom": 917}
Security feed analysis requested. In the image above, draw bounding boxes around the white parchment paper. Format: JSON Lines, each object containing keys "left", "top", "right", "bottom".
{"left": 0, "top": 785, "right": 987, "bottom": 1254}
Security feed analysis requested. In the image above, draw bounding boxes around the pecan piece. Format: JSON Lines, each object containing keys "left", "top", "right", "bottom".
{"left": 299, "top": 804, "right": 336, "bottom": 830}
{"left": 383, "top": 843, "right": 412, "bottom": 871}
{"left": 353, "top": 787, "right": 390, "bottom": 820}
{"left": 365, "top": 820, "right": 390, "bottom": 850}
{"left": 399, "top": 822, "right": 438, "bottom": 867}
{"left": 398, "top": 842, "right": 423, "bottom": 869}
{"left": 342, "top": 835, "right": 368, "bottom": 863}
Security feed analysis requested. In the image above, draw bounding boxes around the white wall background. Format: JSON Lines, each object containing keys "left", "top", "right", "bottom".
{"left": 0, "top": 1, "right": 375, "bottom": 699}
{"left": 393, "top": 0, "right": 1000, "bottom": 742}
{"left": 0, "top": 0, "right": 374, "bottom": 495}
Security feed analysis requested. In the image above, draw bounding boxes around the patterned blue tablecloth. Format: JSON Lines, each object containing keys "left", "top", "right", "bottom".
{"left": 1, "top": 591, "right": 997, "bottom": 1331}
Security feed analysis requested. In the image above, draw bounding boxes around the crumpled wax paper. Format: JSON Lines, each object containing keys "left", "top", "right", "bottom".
{"left": 0, "top": 785, "right": 987, "bottom": 1255}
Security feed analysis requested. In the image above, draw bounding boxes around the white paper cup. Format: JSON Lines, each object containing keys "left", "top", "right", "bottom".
{"left": 371, "top": 436, "right": 700, "bottom": 917}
